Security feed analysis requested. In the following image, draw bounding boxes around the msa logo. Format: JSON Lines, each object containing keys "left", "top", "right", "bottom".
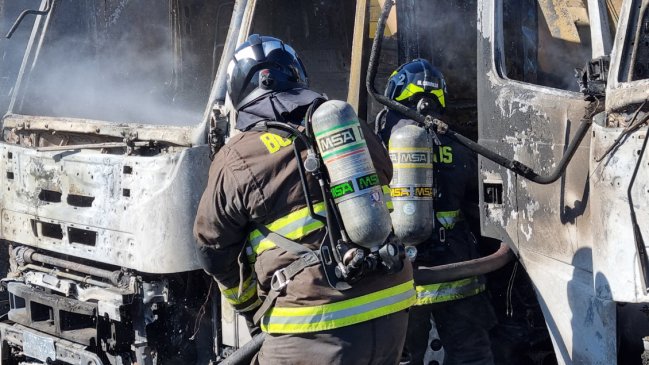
{"left": 391, "top": 187, "right": 411, "bottom": 197}
{"left": 414, "top": 187, "right": 433, "bottom": 198}
{"left": 319, "top": 128, "right": 357, "bottom": 153}
{"left": 331, "top": 181, "right": 355, "bottom": 199}
{"left": 399, "top": 152, "right": 429, "bottom": 163}
{"left": 356, "top": 173, "right": 379, "bottom": 190}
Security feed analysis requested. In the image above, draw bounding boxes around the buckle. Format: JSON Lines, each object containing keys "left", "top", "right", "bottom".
{"left": 439, "top": 227, "right": 446, "bottom": 243}
{"left": 271, "top": 268, "right": 290, "bottom": 291}
{"left": 301, "top": 251, "right": 320, "bottom": 266}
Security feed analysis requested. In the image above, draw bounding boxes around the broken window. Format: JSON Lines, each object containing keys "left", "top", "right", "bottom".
{"left": 13, "top": 0, "right": 234, "bottom": 125}
{"left": 620, "top": 1, "right": 649, "bottom": 81}
{"left": 503, "top": 0, "right": 594, "bottom": 91}
{"left": 249, "top": 0, "right": 356, "bottom": 101}
{"left": 0, "top": 0, "right": 41, "bottom": 114}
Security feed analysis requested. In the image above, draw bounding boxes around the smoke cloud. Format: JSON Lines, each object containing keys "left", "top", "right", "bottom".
{"left": 14, "top": 1, "right": 218, "bottom": 126}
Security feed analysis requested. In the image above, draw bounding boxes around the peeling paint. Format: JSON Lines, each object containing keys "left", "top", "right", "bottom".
{"left": 521, "top": 224, "right": 533, "bottom": 241}
{"left": 526, "top": 200, "right": 540, "bottom": 222}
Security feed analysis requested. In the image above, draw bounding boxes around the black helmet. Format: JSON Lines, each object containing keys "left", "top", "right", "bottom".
{"left": 385, "top": 59, "right": 447, "bottom": 114}
{"left": 227, "top": 34, "right": 308, "bottom": 110}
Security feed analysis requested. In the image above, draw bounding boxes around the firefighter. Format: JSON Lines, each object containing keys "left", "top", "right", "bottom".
{"left": 194, "top": 34, "right": 415, "bottom": 365}
{"left": 379, "top": 59, "right": 497, "bottom": 365}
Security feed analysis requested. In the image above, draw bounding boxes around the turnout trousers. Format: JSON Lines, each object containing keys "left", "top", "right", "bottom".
{"left": 254, "top": 310, "right": 409, "bottom": 365}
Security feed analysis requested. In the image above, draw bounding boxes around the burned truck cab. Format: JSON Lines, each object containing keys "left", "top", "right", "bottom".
{"left": 0, "top": 0, "right": 358, "bottom": 364}
{"left": 0, "top": 1, "right": 229, "bottom": 364}
{"left": 478, "top": 0, "right": 649, "bottom": 363}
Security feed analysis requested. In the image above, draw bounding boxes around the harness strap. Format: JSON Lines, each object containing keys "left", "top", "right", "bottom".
{"left": 248, "top": 120, "right": 296, "bottom": 139}
{"left": 252, "top": 227, "right": 321, "bottom": 324}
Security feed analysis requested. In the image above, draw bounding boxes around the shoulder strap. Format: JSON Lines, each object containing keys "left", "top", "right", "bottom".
{"left": 248, "top": 120, "right": 294, "bottom": 139}
{"left": 252, "top": 224, "right": 321, "bottom": 324}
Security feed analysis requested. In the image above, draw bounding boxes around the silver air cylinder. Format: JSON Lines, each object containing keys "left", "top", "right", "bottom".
{"left": 388, "top": 125, "right": 434, "bottom": 245}
{"left": 312, "top": 100, "right": 392, "bottom": 249}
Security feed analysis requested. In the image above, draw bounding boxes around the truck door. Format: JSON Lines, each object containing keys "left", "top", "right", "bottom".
{"left": 478, "top": 0, "right": 619, "bottom": 363}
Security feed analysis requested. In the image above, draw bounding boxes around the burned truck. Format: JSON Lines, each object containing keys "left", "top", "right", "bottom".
{"left": 0, "top": 0, "right": 649, "bottom": 364}
{"left": 0, "top": 0, "right": 356, "bottom": 364}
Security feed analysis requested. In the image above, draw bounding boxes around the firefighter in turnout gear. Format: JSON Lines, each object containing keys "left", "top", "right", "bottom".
{"left": 194, "top": 35, "right": 414, "bottom": 365}
{"left": 379, "top": 59, "right": 497, "bottom": 365}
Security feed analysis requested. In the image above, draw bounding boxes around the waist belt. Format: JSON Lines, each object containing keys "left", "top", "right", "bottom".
{"left": 414, "top": 276, "right": 485, "bottom": 306}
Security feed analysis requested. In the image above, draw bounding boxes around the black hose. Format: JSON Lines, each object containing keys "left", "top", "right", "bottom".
{"left": 219, "top": 333, "right": 266, "bottom": 365}
{"left": 366, "top": 0, "right": 594, "bottom": 185}
{"left": 414, "top": 242, "right": 515, "bottom": 283}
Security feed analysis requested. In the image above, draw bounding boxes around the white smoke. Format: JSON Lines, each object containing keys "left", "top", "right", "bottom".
{"left": 14, "top": 1, "right": 214, "bottom": 126}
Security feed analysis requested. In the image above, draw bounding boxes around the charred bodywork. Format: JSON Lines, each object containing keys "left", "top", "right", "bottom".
{"left": 478, "top": 0, "right": 649, "bottom": 363}
{"left": 0, "top": 0, "right": 357, "bottom": 364}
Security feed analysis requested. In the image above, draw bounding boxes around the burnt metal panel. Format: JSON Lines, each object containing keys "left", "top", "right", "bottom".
{"left": 0, "top": 323, "right": 104, "bottom": 364}
{"left": 590, "top": 124, "right": 649, "bottom": 303}
{"left": 0, "top": 143, "right": 210, "bottom": 273}
{"left": 7, "top": 282, "right": 97, "bottom": 345}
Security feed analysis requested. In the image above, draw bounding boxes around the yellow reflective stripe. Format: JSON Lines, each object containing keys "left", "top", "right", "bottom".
{"left": 388, "top": 147, "right": 431, "bottom": 152}
{"left": 248, "top": 202, "right": 326, "bottom": 242}
{"left": 431, "top": 88, "right": 446, "bottom": 107}
{"left": 247, "top": 203, "right": 327, "bottom": 260}
{"left": 395, "top": 83, "right": 425, "bottom": 102}
{"left": 436, "top": 210, "right": 462, "bottom": 229}
{"left": 220, "top": 275, "right": 258, "bottom": 306}
{"left": 392, "top": 163, "right": 433, "bottom": 169}
{"left": 382, "top": 185, "right": 393, "bottom": 211}
{"left": 414, "top": 276, "right": 484, "bottom": 306}
{"left": 394, "top": 83, "right": 445, "bottom": 107}
{"left": 261, "top": 280, "right": 416, "bottom": 333}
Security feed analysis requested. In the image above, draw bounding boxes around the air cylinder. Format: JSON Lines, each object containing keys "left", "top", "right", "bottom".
{"left": 312, "top": 100, "right": 392, "bottom": 249}
{"left": 388, "top": 124, "right": 434, "bottom": 245}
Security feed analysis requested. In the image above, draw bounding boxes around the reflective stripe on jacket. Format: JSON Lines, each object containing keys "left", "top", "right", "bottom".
{"left": 261, "top": 280, "right": 416, "bottom": 333}
{"left": 414, "top": 276, "right": 485, "bottom": 306}
{"left": 219, "top": 274, "right": 259, "bottom": 308}
{"left": 246, "top": 185, "right": 394, "bottom": 261}
{"left": 247, "top": 202, "right": 327, "bottom": 262}
{"left": 435, "top": 209, "right": 463, "bottom": 230}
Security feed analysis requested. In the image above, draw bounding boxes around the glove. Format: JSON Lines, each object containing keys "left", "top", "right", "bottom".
{"left": 240, "top": 310, "right": 261, "bottom": 337}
